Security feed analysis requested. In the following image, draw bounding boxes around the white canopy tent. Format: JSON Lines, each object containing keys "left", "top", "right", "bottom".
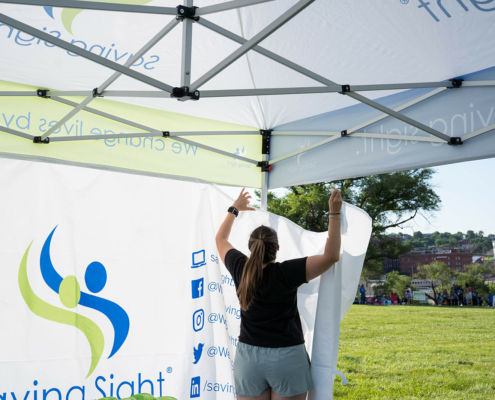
{"left": 0, "top": 1, "right": 493, "bottom": 398}
{"left": 0, "top": 0, "right": 494, "bottom": 210}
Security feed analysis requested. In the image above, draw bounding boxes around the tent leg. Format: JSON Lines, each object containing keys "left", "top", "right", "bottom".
{"left": 181, "top": 0, "right": 193, "bottom": 87}
{"left": 260, "top": 154, "right": 268, "bottom": 211}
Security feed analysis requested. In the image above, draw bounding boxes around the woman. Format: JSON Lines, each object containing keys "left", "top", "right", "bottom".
{"left": 216, "top": 188, "right": 342, "bottom": 400}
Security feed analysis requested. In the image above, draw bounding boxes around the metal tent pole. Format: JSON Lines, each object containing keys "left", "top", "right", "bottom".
{"left": 260, "top": 153, "right": 269, "bottom": 211}
{"left": 0, "top": 125, "right": 33, "bottom": 140}
{"left": 0, "top": 0, "right": 177, "bottom": 14}
{"left": 38, "top": 18, "right": 179, "bottom": 140}
{"left": 0, "top": 14, "right": 175, "bottom": 96}
{"left": 346, "top": 92, "right": 451, "bottom": 142}
{"left": 190, "top": 0, "right": 315, "bottom": 91}
{"left": 268, "top": 87, "right": 449, "bottom": 165}
{"left": 6, "top": 81, "right": 495, "bottom": 98}
{"left": 50, "top": 97, "right": 162, "bottom": 133}
{"left": 461, "top": 123, "right": 495, "bottom": 141}
{"left": 196, "top": 17, "right": 339, "bottom": 87}
{"left": 181, "top": 0, "right": 194, "bottom": 87}
{"left": 259, "top": 129, "right": 271, "bottom": 211}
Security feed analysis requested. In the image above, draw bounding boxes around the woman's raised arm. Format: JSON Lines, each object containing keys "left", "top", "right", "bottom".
{"left": 306, "top": 189, "right": 343, "bottom": 282}
{"left": 215, "top": 188, "right": 255, "bottom": 264}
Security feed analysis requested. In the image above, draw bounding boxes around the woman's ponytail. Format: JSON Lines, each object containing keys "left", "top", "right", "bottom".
{"left": 237, "top": 226, "right": 278, "bottom": 311}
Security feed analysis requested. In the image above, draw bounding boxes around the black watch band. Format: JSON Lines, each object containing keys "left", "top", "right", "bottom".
{"left": 228, "top": 206, "right": 239, "bottom": 217}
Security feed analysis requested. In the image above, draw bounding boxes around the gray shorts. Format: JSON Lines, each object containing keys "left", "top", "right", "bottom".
{"left": 233, "top": 342, "right": 314, "bottom": 398}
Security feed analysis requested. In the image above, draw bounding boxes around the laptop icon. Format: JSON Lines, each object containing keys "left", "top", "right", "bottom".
{"left": 192, "top": 250, "right": 206, "bottom": 268}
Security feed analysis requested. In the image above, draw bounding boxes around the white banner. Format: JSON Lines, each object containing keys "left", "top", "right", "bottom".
{"left": 0, "top": 157, "right": 371, "bottom": 400}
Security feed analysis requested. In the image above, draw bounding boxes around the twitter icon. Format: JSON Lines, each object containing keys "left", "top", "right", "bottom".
{"left": 193, "top": 343, "right": 204, "bottom": 364}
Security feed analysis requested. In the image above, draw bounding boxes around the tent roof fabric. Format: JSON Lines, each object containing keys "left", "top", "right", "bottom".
{"left": 0, "top": 0, "right": 494, "bottom": 191}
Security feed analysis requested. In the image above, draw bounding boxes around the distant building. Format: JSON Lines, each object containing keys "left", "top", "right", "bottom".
{"left": 411, "top": 279, "right": 436, "bottom": 293}
{"left": 460, "top": 244, "right": 475, "bottom": 252}
{"left": 384, "top": 257, "right": 401, "bottom": 273}
{"left": 472, "top": 256, "right": 482, "bottom": 264}
{"left": 399, "top": 248, "right": 472, "bottom": 276}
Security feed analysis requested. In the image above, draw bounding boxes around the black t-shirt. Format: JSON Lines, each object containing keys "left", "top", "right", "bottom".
{"left": 225, "top": 248, "right": 308, "bottom": 348}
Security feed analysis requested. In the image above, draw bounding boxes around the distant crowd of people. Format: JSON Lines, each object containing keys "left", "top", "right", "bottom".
{"left": 357, "top": 284, "right": 490, "bottom": 306}
{"left": 438, "top": 284, "right": 484, "bottom": 306}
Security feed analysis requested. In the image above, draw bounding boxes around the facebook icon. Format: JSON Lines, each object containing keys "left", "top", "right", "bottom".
{"left": 191, "top": 376, "right": 201, "bottom": 398}
{"left": 192, "top": 278, "right": 204, "bottom": 299}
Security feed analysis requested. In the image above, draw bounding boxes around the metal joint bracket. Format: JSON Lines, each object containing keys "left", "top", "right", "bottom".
{"left": 449, "top": 79, "right": 463, "bottom": 89}
{"left": 92, "top": 88, "right": 104, "bottom": 98}
{"left": 339, "top": 85, "right": 351, "bottom": 94}
{"left": 37, "top": 89, "right": 50, "bottom": 99}
{"left": 260, "top": 129, "right": 272, "bottom": 154}
{"left": 257, "top": 161, "right": 272, "bottom": 172}
{"left": 162, "top": 131, "right": 170, "bottom": 137}
{"left": 171, "top": 86, "right": 200, "bottom": 101}
{"left": 341, "top": 130, "right": 349, "bottom": 137}
{"left": 33, "top": 136, "right": 50, "bottom": 144}
{"left": 176, "top": 5, "right": 199, "bottom": 20}
{"left": 448, "top": 137, "right": 463, "bottom": 146}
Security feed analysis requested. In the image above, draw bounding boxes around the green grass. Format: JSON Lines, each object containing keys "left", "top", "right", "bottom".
{"left": 334, "top": 305, "right": 495, "bottom": 400}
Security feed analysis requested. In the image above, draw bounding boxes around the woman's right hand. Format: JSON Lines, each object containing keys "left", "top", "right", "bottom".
{"left": 232, "top": 188, "right": 256, "bottom": 211}
{"left": 329, "top": 189, "right": 343, "bottom": 213}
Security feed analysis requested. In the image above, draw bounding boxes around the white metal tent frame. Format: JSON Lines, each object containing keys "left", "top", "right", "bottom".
{"left": 0, "top": 0, "right": 494, "bottom": 210}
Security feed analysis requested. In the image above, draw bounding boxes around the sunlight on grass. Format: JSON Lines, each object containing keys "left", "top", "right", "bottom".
{"left": 334, "top": 306, "right": 495, "bottom": 399}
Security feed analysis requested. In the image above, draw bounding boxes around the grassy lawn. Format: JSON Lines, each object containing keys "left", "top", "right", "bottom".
{"left": 334, "top": 305, "right": 495, "bottom": 400}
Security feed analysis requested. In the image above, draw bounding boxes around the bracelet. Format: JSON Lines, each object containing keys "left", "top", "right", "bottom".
{"left": 329, "top": 212, "right": 341, "bottom": 215}
{"left": 329, "top": 215, "right": 341, "bottom": 220}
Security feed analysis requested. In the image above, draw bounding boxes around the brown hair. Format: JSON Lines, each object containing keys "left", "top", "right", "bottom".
{"left": 237, "top": 225, "right": 278, "bottom": 311}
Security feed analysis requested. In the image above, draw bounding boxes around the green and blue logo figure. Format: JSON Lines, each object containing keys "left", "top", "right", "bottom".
{"left": 18, "top": 226, "right": 130, "bottom": 378}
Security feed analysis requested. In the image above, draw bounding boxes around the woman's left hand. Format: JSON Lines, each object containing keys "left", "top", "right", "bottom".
{"left": 232, "top": 188, "right": 256, "bottom": 211}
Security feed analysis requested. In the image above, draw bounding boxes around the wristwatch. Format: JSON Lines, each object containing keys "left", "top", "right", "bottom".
{"left": 228, "top": 206, "right": 239, "bottom": 217}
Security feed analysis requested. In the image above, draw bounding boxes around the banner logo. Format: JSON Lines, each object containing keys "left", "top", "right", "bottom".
{"left": 43, "top": 0, "right": 153, "bottom": 35}
{"left": 193, "top": 343, "right": 204, "bottom": 364}
{"left": 190, "top": 377, "right": 201, "bottom": 398}
{"left": 18, "top": 226, "right": 130, "bottom": 378}
{"left": 191, "top": 250, "right": 206, "bottom": 268}
{"left": 193, "top": 309, "right": 205, "bottom": 332}
{"left": 191, "top": 278, "right": 204, "bottom": 299}
{"left": 234, "top": 146, "right": 247, "bottom": 158}
{"left": 414, "top": 0, "right": 495, "bottom": 22}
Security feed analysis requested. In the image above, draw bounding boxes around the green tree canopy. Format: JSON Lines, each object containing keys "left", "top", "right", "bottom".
{"left": 374, "top": 270, "right": 416, "bottom": 298}
{"left": 456, "top": 262, "right": 495, "bottom": 295}
{"left": 416, "top": 261, "right": 456, "bottom": 305}
{"left": 257, "top": 169, "right": 441, "bottom": 279}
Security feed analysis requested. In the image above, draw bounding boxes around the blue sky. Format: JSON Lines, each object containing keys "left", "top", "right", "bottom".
{"left": 217, "top": 158, "right": 495, "bottom": 236}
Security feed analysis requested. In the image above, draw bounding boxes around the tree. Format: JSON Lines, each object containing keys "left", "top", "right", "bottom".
{"left": 374, "top": 270, "right": 416, "bottom": 298}
{"left": 413, "top": 231, "right": 424, "bottom": 239}
{"left": 257, "top": 169, "right": 441, "bottom": 279}
{"left": 466, "top": 230, "right": 477, "bottom": 240}
{"left": 416, "top": 261, "right": 456, "bottom": 305}
{"left": 456, "top": 262, "right": 495, "bottom": 295}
